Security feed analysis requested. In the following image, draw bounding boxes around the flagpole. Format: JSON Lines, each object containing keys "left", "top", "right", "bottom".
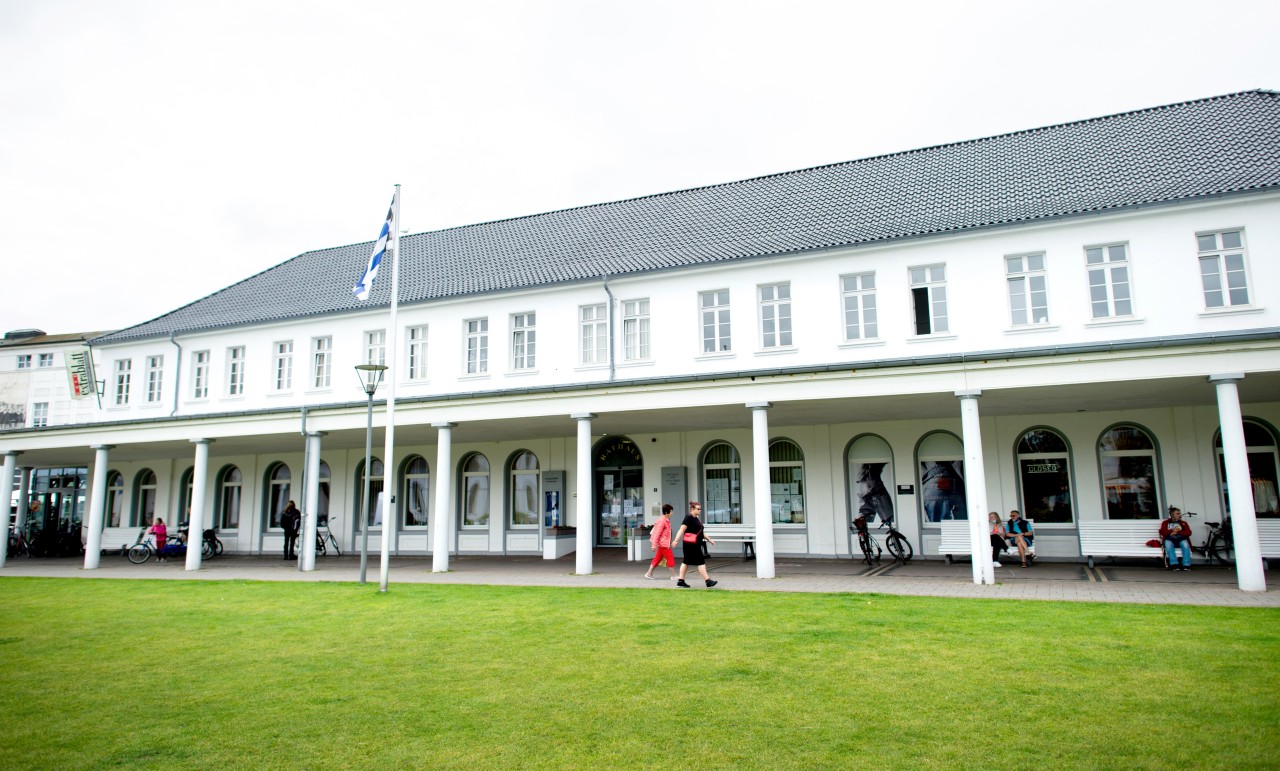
{"left": 378, "top": 184, "right": 401, "bottom": 593}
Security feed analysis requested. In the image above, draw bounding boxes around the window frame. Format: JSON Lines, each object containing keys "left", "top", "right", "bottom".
{"left": 511, "top": 312, "right": 537, "bottom": 371}
{"left": 699, "top": 441, "right": 742, "bottom": 524}
{"left": 1196, "top": 228, "right": 1252, "bottom": 310}
{"left": 113, "top": 358, "right": 132, "bottom": 406}
{"left": 579, "top": 304, "right": 608, "bottom": 366}
{"left": 622, "top": 298, "right": 651, "bottom": 361}
{"left": 106, "top": 470, "right": 125, "bottom": 528}
{"left": 272, "top": 341, "right": 293, "bottom": 391}
{"left": 37, "top": 353, "right": 54, "bottom": 368}
{"left": 1097, "top": 423, "right": 1164, "bottom": 520}
{"left": 132, "top": 469, "right": 157, "bottom": 527}
{"left": 216, "top": 466, "right": 242, "bottom": 530}
{"left": 312, "top": 336, "right": 332, "bottom": 389}
{"left": 1013, "top": 427, "right": 1076, "bottom": 526}
{"left": 909, "top": 264, "right": 949, "bottom": 335}
{"left": 407, "top": 325, "right": 429, "bottom": 381}
{"left": 768, "top": 439, "right": 805, "bottom": 525}
{"left": 460, "top": 453, "right": 490, "bottom": 529}
{"left": 31, "top": 401, "right": 49, "bottom": 428}
{"left": 758, "top": 282, "right": 793, "bottom": 349}
{"left": 144, "top": 355, "right": 164, "bottom": 403}
{"left": 464, "top": 318, "right": 488, "bottom": 375}
{"left": 16, "top": 354, "right": 31, "bottom": 369}
{"left": 699, "top": 289, "right": 732, "bottom": 354}
{"left": 1084, "top": 242, "right": 1133, "bottom": 319}
{"left": 226, "top": 346, "right": 245, "bottom": 396}
{"left": 191, "top": 350, "right": 210, "bottom": 399}
{"left": 1005, "top": 252, "right": 1050, "bottom": 326}
{"left": 401, "top": 456, "right": 430, "bottom": 529}
{"left": 508, "top": 451, "right": 540, "bottom": 529}
{"left": 841, "top": 272, "right": 878, "bottom": 342}
{"left": 364, "top": 329, "right": 387, "bottom": 367}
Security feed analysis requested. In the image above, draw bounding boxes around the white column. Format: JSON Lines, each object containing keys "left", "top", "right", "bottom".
{"left": 15, "top": 467, "right": 33, "bottom": 531}
{"left": 1210, "top": 374, "right": 1266, "bottom": 592}
{"left": 432, "top": 422, "right": 456, "bottom": 573}
{"left": 956, "top": 390, "right": 993, "bottom": 585}
{"left": 0, "top": 452, "right": 18, "bottom": 567}
{"left": 748, "top": 402, "right": 776, "bottom": 579}
{"left": 573, "top": 413, "right": 596, "bottom": 575}
{"left": 301, "top": 432, "right": 323, "bottom": 572}
{"left": 83, "top": 445, "right": 114, "bottom": 569}
{"left": 183, "top": 440, "right": 213, "bottom": 571}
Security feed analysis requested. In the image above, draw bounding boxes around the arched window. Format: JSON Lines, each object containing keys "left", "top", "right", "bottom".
{"left": 178, "top": 467, "right": 194, "bottom": 524}
{"left": 132, "top": 469, "right": 157, "bottom": 527}
{"left": 701, "top": 442, "right": 741, "bottom": 524}
{"left": 265, "top": 463, "right": 291, "bottom": 530}
{"left": 106, "top": 471, "right": 124, "bottom": 528}
{"left": 1015, "top": 428, "right": 1074, "bottom": 524}
{"left": 509, "top": 451, "right": 539, "bottom": 528}
{"left": 461, "top": 454, "right": 490, "bottom": 528}
{"left": 848, "top": 435, "right": 895, "bottom": 527}
{"left": 1214, "top": 419, "right": 1280, "bottom": 518}
{"left": 1098, "top": 424, "right": 1161, "bottom": 519}
{"left": 769, "top": 439, "right": 805, "bottom": 524}
{"left": 316, "top": 461, "right": 332, "bottom": 527}
{"left": 216, "top": 466, "right": 242, "bottom": 529}
{"left": 917, "top": 432, "right": 965, "bottom": 522}
{"left": 355, "top": 457, "right": 384, "bottom": 527}
{"left": 402, "top": 456, "right": 429, "bottom": 528}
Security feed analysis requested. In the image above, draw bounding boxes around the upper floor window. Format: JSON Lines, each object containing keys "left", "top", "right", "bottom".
{"left": 700, "top": 290, "right": 731, "bottom": 353}
{"left": 1197, "top": 229, "right": 1251, "bottom": 309}
{"left": 759, "top": 282, "right": 792, "bottom": 348}
{"left": 1085, "top": 243, "right": 1132, "bottom": 319}
{"left": 1006, "top": 253, "right": 1049, "bottom": 325}
{"left": 512, "top": 313, "right": 536, "bottom": 370}
{"left": 312, "top": 337, "right": 332, "bottom": 388}
{"left": 226, "top": 347, "right": 245, "bottom": 396}
{"left": 31, "top": 402, "right": 49, "bottom": 428}
{"left": 192, "top": 350, "right": 209, "bottom": 399}
{"left": 145, "top": 355, "right": 164, "bottom": 403}
{"left": 273, "top": 341, "right": 293, "bottom": 391}
{"left": 16, "top": 354, "right": 31, "bottom": 369}
{"left": 910, "top": 265, "right": 948, "bottom": 335}
{"left": 622, "top": 299, "right": 650, "bottom": 360}
{"left": 465, "top": 318, "right": 488, "bottom": 374}
{"left": 38, "top": 353, "right": 53, "bottom": 368}
{"left": 365, "top": 329, "right": 386, "bottom": 366}
{"left": 113, "top": 359, "right": 132, "bottom": 406}
{"left": 407, "top": 325, "right": 429, "bottom": 381}
{"left": 580, "top": 304, "right": 608, "bottom": 366}
{"left": 841, "top": 273, "right": 878, "bottom": 341}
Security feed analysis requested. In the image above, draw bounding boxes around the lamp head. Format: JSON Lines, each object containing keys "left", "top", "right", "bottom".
{"left": 354, "top": 364, "right": 388, "bottom": 395}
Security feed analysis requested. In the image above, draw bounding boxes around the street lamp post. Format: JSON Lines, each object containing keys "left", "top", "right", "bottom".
{"left": 355, "top": 364, "right": 387, "bottom": 585}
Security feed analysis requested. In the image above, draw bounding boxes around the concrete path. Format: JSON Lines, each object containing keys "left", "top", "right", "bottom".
{"left": 3, "top": 551, "right": 1277, "bottom": 608}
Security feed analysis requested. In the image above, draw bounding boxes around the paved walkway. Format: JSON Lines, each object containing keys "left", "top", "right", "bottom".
{"left": 4, "top": 550, "right": 1277, "bottom": 607}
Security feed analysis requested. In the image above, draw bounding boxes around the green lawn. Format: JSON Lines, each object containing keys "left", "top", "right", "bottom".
{"left": 0, "top": 578, "right": 1276, "bottom": 769}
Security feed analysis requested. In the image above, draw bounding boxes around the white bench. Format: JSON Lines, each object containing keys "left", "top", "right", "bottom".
{"left": 1077, "top": 520, "right": 1163, "bottom": 568}
{"left": 703, "top": 524, "right": 756, "bottom": 560}
{"left": 939, "top": 519, "right": 1035, "bottom": 564}
{"left": 97, "top": 528, "right": 144, "bottom": 556}
{"left": 1258, "top": 520, "right": 1280, "bottom": 559}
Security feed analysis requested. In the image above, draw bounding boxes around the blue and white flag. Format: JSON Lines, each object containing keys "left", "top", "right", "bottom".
{"left": 353, "top": 190, "right": 397, "bottom": 301}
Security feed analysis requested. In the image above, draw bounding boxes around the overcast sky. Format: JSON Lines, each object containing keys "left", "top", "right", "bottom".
{"left": 1, "top": 0, "right": 1276, "bottom": 336}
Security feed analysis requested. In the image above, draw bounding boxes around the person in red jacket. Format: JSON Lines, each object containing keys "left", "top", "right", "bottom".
{"left": 644, "top": 503, "right": 677, "bottom": 580}
{"left": 1161, "top": 507, "right": 1193, "bottom": 571}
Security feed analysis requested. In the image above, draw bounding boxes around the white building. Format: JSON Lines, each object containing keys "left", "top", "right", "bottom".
{"left": 2, "top": 90, "right": 1278, "bottom": 588}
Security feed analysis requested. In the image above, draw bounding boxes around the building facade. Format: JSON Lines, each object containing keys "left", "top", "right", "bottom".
{"left": 2, "top": 91, "right": 1278, "bottom": 588}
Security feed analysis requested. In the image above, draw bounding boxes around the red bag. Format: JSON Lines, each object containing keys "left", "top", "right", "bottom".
{"left": 682, "top": 532, "right": 698, "bottom": 544}
{"left": 1145, "top": 539, "right": 1161, "bottom": 548}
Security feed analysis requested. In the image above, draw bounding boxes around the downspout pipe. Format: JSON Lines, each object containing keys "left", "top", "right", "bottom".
{"left": 602, "top": 275, "right": 615, "bottom": 381}
{"left": 168, "top": 332, "right": 183, "bottom": 417}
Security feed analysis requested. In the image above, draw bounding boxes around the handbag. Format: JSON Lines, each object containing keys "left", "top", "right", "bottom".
{"left": 682, "top": 532, "right": 698, "bottom": 544}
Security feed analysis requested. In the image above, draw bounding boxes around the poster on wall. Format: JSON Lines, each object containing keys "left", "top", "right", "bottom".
{"left": 853, "top": 462, "right": 895, "bottom": 525}
{"left": 920, "top": 460, "right": 966, "bottom": 521}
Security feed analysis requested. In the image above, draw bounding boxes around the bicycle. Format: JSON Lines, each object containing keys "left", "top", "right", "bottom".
{"left": 1184, "top": 513, "right": 1234, "bottom": 566}
{"left": 7, "top": 526, "right": 31, "bottom": 557}
{"left": 315, "top": 518, "right": 341, "bottom": 557}
{"left": 880, "top": 518, "right": 914, "bottom": 563}
{"left": 127, "top": 529, "right": 186, "bottom": 564}
{"left": 851, "top": 515, "right": 882, "bottom": 565}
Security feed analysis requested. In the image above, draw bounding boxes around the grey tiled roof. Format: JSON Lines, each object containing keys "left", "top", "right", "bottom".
{"left": 95, "top": 89, "right": 1280, "bottom": 344}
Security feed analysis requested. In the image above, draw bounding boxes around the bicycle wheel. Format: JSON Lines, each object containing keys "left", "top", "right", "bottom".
{"left": 327, "top": 534, "right": 341, "bottom": 557}
{"left": 315, "top": 538, "right": 326, "bottom": 557}
{"left": 202, "top": 540, "right": 214, "bottom": 559}
{"left": 1209, "top": 534, "right": 1234, "bottom": 566}
{"left": 213, "top": 537, "right": 224, "bottom": 556}
{"left": 127, "top": 544, "right": 152, "bottom": 564}
{"left": 886, "top": 532, "right": 913, "bottom": 563}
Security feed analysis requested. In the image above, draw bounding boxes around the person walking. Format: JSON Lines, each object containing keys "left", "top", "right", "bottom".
{"left": 644, "top": 503, "right": 678, "bottom": 580}
{"left": 149, "top": 517, "right": 168, "bottom": 563}
{"left": 672, "top": 501, "right": 717, "bottom": 588}
{"left": 281, "top": 500, "right": 302, "bottom": 560}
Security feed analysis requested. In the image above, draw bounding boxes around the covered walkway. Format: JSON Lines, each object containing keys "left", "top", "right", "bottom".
{"left": 3, "top": 550, "right": 1277, "bottom": 608}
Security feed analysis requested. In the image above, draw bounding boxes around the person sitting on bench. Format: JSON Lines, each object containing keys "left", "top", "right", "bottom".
{"left": 1006, "top": 510, "right": 1034, "bottom": 567}
{"left": 1160, "top": 506, "right": 1192, "bottom": 571}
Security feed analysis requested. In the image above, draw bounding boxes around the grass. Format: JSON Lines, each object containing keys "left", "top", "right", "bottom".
{"left": 0, "top": 578, "right": 1277, "bottom": 769}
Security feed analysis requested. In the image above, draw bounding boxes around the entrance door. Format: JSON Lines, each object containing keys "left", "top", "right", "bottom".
{"left": 596, "top": 468, "right": 643, "bottom": 546}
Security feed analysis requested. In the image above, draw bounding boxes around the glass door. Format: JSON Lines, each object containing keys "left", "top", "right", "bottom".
{"left": 596, "top": 468, "right": 643, "bottom": 546}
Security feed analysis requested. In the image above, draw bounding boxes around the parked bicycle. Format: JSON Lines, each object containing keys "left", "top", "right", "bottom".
{"left": 1184, "top": 513, "right": 1234, "bottom": 566}
{"left": 7, "top": 526, "right": 31, "bottom": 557}
{"left": 851, "top": 513, "right": 914, "bottom": 565}
{"left": 315, "top": 518, "right": 341, "bottom": 556}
